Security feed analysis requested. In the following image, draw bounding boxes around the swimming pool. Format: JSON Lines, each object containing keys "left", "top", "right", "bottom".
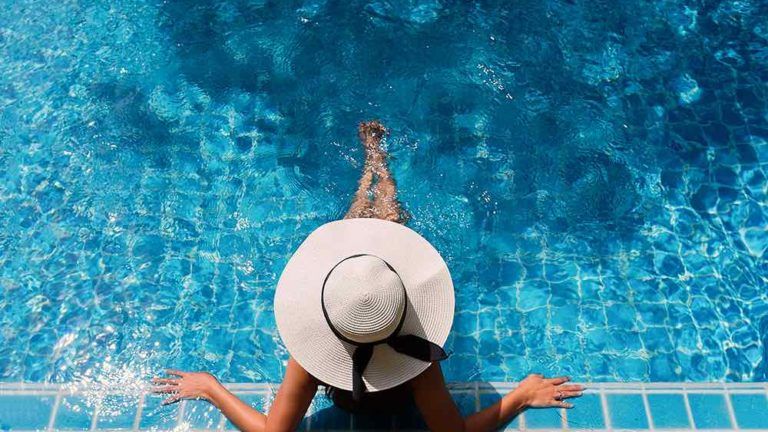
{"left": 1, "top": 0, "right": 766, "bottom": 407}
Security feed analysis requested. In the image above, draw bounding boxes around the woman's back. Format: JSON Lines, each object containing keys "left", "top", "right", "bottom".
{"left": 324, "top": 381, "right": 414, "bottom": 414}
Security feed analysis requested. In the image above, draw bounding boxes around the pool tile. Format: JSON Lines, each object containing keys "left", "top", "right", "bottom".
{"left": 565, "top": 394, "right": 604, "bottom": 430}
{"left": 525, "top": 408, "right": 563, "bottom": 429}
{"left": 647, "top": 393, "right": 690, "bottom": 429}
{"left": 454, "top": 392, "right": 477, "bottom": 417}
{"left": 0, "top": 395, "right": 55, "bottom": 430}
{"left": 183, "top": 399, "right": 223, "bottom": 428}
{"left": 688, "top": 393, "right": 733, "bottom": 429}
{"left": 480, "top": 392, "right": 521, "bottom": 430}
{"left": 1, "top": 386, "right": 764, "bottom": 432}
{"left": 606, "top": 394, "right": 649, "bottom": 429}
{"left": 139, "top": 394, "right": 180, "bottom": 429}
{"left": 96, "top": 397, "right": 137, "bottom": 429}
{"left": 54, "top": 396, "right": 95, "bottom": 430}
{"left": 730, "top": 394, "right": 768, "bottom": 429}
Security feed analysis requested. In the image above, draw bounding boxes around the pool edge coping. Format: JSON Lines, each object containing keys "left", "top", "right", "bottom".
{"left": 1, "top": 382, "right": 767, "bottom": 431}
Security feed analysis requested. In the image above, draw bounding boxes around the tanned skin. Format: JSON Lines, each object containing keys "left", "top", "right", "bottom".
{"left": 345, "top": 120, "right": 408, "bottom": 223}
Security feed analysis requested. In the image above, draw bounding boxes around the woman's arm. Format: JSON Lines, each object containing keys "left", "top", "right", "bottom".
{"left": 153, "top": 358, "right": 318, "bottom": 432}
{"left": 411, "top": 364, "right": 584, "bottom": 432}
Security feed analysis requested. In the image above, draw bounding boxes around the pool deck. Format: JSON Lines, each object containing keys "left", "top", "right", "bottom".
{"left": 1, "top": 382, "right": 767, "bottom": 431}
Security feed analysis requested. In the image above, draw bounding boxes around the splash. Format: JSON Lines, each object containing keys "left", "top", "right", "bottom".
{"left": 65, "top": 352, "right": 154, "bottom": 418}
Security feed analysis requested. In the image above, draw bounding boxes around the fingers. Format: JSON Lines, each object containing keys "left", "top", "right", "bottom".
{"left": 523, "top": 373, "right": 544, "bottom": 381}
{"left": 153, "top": 371, "right": 188, "bottom": 405}
{"left": 152, "top": 385, "right": 179, "bottom": 394}
{"left": 162, "top": 394, "right": 182, "bottom": 405}
{"left": 558, "top": 384, "right": 585, "bottom": 392}
{"left": 547, "top": 376, "right": 570, "bottom": 385}
{"left": 556, "top": 400, "right": 574, "bottom": 409}
{"left": 556, "top": 390, "right": 584, "bottom": 400}
{"left": 151, "top": 378, "right": 179, "bottom": 385}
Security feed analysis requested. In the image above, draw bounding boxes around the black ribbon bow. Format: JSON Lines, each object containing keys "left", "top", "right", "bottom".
{"left": 321, "top": 255, "right": 449, "bottom": 401}
{"left": 350, "top": 335, "right": 448, "bottom": 400}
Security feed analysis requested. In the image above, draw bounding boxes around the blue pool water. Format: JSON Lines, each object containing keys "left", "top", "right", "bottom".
{"left": 0, "top": 0, "right": 766, "bottom": 393}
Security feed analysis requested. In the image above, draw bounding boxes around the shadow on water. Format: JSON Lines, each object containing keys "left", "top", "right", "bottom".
{"left": 88, "top": 82, "right": 177, "bottom": 158}
{"left": 153, "top": 0, "right": 654, "bottom": 244}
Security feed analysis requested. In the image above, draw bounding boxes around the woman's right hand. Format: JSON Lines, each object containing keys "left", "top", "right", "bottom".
{"left": 514, "top": 373, "right": 584, "bottom": 409}
{"left": 152, "top": 369, "right": 222, "bottom": 405}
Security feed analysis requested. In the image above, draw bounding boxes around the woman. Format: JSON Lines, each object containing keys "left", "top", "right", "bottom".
{"left": 153, "top": 121, "right": 584, "bottom": 431}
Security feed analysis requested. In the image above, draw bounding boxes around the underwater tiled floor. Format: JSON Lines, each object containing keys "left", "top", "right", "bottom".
{"left": 2, "top": 0, "right": 768, "bottom": 388}
{"left": 1, "top": 382, "right": 767, "bottom": 431}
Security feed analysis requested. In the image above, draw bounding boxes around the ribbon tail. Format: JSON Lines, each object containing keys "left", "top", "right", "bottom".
{"left": 388, "top": 334, "right": 448, "bottom": 362}
{"left": 352, "top": 344, "right": 374, "bottom": 401}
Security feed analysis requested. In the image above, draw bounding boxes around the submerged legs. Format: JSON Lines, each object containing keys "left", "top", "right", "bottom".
{"left": 344, "top": 121, "right": 408, "bottom": 224}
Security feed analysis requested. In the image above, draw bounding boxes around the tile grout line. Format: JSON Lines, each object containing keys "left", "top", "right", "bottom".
{"left": 178, "top": 400, "right": 187, "bottom": 426}
{"left": 722, "top": 387, "right": 739, "bottom": 431}
{"left": 46, "top": 388, "right": 63, "bottom": 431}
{"left": 132, "top": 393, "right": 145, "bottom": 431}
{"left": 599, "top": 385, "right": 612, "bottom": 431}
{"left": 682, "top": 391, "right": 696, "bottom": 430}
{"left": 560, "top": 407, "right": 567, "bottom": 430}
{"left": 89, "top": 400, "right": 101, "bottom": 431}
{"left": 641, "top": 383, "right": 655, "bottom": 431}
{"left": 474, "top": 381, "right": 480, "bottom": 413}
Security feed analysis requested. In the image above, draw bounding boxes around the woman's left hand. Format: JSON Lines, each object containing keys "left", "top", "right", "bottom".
{"left": 152, "top": 370, "right": 221, "bottom": 405}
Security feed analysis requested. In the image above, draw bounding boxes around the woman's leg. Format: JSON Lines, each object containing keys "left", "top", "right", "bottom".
{"left": 344, "top": 165, "right": 374, "bottom": 219}
{"left": 371, "top": 155, "right": 407, "bottom": 223}
{"left": 358, "top": 121, "right": 407, "bottom": 224}
{"left": 344, "top": 123, "right": 378, "bottom": 219}
{"left": 344, "top": 121, "right": 407, "bottom": 223}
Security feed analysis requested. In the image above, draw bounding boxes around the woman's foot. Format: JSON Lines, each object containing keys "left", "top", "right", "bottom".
{"left": 358, "top": 120, "right": 388, "bottom": 156}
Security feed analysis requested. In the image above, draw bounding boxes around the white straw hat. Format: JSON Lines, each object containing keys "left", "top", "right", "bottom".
{"left": 274, "top": 218, "right": 455, "bottom": 395}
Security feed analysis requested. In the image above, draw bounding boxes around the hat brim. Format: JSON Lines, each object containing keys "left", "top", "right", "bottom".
{"left": 274, "top": 218, "right": 455, "bottom": 391}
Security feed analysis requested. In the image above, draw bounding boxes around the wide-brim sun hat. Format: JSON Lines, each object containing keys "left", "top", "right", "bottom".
{"left": 274, "top": 218, "right": 454, "bottom": 397}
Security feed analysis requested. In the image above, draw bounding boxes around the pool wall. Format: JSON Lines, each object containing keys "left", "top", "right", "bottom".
{"left": 1, "top": 381, "right": 767, "bottom": 431}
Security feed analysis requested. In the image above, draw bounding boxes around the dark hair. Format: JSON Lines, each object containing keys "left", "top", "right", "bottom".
{"left": 323, "top": 384, "right": 359, "bottom": 413}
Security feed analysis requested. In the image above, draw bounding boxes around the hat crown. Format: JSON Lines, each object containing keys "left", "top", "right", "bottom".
{"left": 323, "top": 255, "right": 405, "bottom": 344}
